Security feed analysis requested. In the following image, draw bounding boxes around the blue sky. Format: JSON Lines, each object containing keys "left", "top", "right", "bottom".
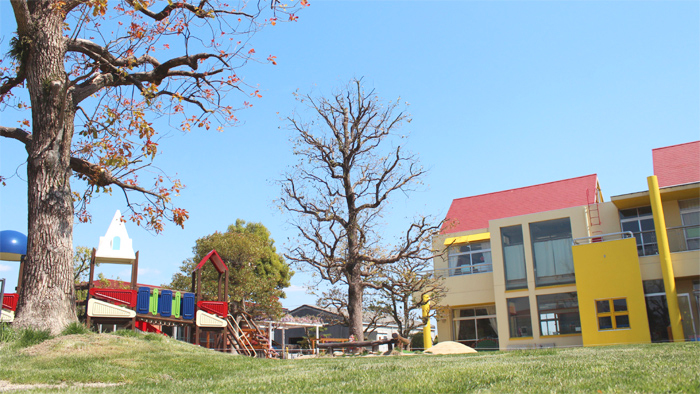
{"left": 1, "top": 1, "right": 698, "bottom": 310}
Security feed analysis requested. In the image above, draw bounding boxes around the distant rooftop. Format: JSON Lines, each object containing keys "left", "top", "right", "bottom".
{"left": 653, "top": 141, "right": 700, "bottom": 188}
{"left": 442, "top": 174, "right": 599, "bottom": 234}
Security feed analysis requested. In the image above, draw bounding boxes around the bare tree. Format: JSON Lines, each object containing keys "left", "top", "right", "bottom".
{"left": 374, "top": 257, "right": 446, "bottom": 339}
{"left": 316, "top": 286, "right": 385, "bottom": 337}
{"left": 279, "top": 79, "right": 441, "bottom": 341}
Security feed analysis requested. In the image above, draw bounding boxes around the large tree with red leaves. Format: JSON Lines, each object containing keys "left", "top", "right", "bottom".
{"left": 0, "top": 0, "right": 304, "bottom": 334}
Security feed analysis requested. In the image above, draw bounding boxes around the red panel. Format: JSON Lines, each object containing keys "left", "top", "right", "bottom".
{"left": 2, "top": 293, "right": 17, "bottom": 311}
{"left": 135, "top": 320, "right": 166, "bottom": 336}
{"left": 197, "top": 301, "right": 228, "bottom": 318}
{"left": 442, "top": 174, "right": 598, "bottom": 234}
{"left": 89, "top": 288, "right": 137, "bottom": 308}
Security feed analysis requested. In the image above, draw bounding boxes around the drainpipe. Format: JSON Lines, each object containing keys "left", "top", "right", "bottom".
{"left": 422, "top": 293, "right": 433, "bottom": 349}
{"left": 647, "top": 175, "right": 684, "bottom": 342}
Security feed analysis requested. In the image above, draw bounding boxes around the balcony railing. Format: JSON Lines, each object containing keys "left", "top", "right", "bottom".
{"left": 572, "top": 225, "right": 699, "bottom": 255}
{"left": 430, "top": 263, "right": 493, "bottom": 278}
{"left": 572, "top": 231, "right": 634, "bottom": 245}
{"left": 667, "top": 225, "right": 699, "bottom": 253}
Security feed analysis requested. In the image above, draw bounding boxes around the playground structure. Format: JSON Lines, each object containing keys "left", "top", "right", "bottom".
{"left": 1, "top": 212, "right": 278, "bottom": 357}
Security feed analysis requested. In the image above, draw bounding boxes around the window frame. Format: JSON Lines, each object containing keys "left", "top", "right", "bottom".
{"left": 501, "top": 225, "right": 528, "bottom": 290}
{"left": 447, "top": 241, "right": 492, "bottom": 276}
{"left": 619, "top": 207, "right": 658, "bottom": 257}
{"left": 507, "top": 296, "right": 533, "bottom": 338}
{"left": 596, "top": 298, "right": 630, "bottom": 331}
{"left": 452, "top": 306, "right": 498, "bottom": 343}
{"left": 529, "top": 218, "right": 575, "bottom": 287}
{"left": 679, "top": 198, "right": 700, "bottom": 251}
{"left": 536, "top": 292, "right": 581, "bottom": 336}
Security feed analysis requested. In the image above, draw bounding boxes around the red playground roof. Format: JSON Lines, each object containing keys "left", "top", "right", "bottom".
{"left": 442, "top": 174, "right": 599, "bottom": 234}
{"left": 653, "top": 141, "right": 700, "bottom": 188}
{"left": 194, "top": 249, "right": 228, "bottom": 274}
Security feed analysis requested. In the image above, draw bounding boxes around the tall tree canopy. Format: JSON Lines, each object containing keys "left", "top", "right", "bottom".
{"left": 279, "top": 79, "right": 441, "bottom": 341}
{"left": 168, "top": 220, "right": 292, "bottom": 318}
{"left": 0, "top": 0, "right": 304, "bottom": 333}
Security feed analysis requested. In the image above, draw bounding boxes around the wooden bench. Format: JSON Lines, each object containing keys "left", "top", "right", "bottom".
{"left": 315, "top": 333, "right": 409, "bottom": 355}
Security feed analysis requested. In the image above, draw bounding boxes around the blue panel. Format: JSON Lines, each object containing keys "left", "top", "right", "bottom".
{"left": 158, "top": 290, "right": 173, "bottom": 317}
{"left": 182, "top": 293, "right": 195, "bottom": 320}
{"left": 136, "top": 287, "right": 150, "bottom": 314}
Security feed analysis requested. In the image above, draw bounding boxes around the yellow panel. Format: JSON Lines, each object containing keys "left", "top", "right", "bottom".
{"left": 444, "top": 232, "right": 490, "bottom": 246}
{"left": 572, "top": 238, "right": 651, "bottom": 346}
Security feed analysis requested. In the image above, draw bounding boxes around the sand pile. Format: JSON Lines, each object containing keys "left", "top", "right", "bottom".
{"left": 423, "top": 341, "right": 477, "bottom": 355}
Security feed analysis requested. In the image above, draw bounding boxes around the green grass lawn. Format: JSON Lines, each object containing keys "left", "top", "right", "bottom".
{"left": 0, "top": 327, "right": 698, "bottom": 393}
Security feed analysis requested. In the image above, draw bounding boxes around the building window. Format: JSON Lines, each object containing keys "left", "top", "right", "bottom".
{"left": 507, "top": 297, "right": 532, "bottom": 338}
{"left": 448, "top": 241, "right": 492, "bottom": 276}
{"left": 679, "top": 198, "right": 700, "bottom": 251}
{"left": 501, "top": 225, "right": 527, "bottom": 290}
{"left": 529, "top": 218, "right": 575, "bottom": 287}
{"left": 452, "top": 306, "right": 498, "bottom": 348}
{"left": 620, "top": 206, "right": 657, "bottom": 257}
{"left": 596, "top": 298, "right": 629, "bottom": 330}
{"left": 537, "top": 292, "right": 581, "bottom": 336}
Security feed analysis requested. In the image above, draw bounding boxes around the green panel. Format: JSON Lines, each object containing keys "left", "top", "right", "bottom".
{"left": 172, "top": 291, "right": 181, "bottom": 318}
{"left": 150, "top": 288, "right": 159, "bottom": 315}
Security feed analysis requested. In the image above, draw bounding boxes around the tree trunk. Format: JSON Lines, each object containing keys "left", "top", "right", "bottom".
{"left": 347, "top": 276, "right": 364, "bottom": 342}
{"left": 12, "top": 2, "right": 78, "bottom": 334}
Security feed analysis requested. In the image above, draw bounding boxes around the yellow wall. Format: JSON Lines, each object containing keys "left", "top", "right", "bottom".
{"left": 572, "top": 238, "right": 651, "bottom": 346}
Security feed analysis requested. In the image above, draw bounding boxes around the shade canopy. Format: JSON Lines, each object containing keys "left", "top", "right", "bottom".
{"left": 0, "top": 230, "right": 27, "bottom": 262}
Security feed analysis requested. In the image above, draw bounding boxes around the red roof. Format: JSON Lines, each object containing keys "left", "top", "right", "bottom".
{"left": 442, "top": 174, "right": 598, "bottom": 234}
{"left": 194, "top": 249, "right": 228, "bottom": 274}
{"left": 653, "top": 141, "right": 700, "bottom": 188}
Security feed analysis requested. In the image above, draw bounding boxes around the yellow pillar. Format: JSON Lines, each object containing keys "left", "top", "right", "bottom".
{"left": 647, "top": 176, "right": 684, "bottom": 342}
{"left": 422, "top": 294, "right": 432, "bottom": 349}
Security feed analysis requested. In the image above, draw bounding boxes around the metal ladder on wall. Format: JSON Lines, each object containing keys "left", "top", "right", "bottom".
{"left": 587, "top": 187, "right": 603, "bottom": 241}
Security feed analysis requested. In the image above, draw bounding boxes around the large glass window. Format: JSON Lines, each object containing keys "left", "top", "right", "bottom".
{"left": 529, "top": 218, "right": 575, "bottom": 287}
{"left": 501, "top": 225, "right": 527, "bottom": 290}
{"left": 507, "top": 297, "right": 532, "bottom": 338}
{"left": 620, "top": 206, "right": 657, "bottom": 256}
{"left": 452, "top": 306, "right": 498, "bottom": 348}
{"left": 679, "top": 198, "right": 700, "bottom": 251}
{"left": 537, "top": 292, "right": 581, "bottom": 336}
{"left": 448, "top": 241, "right": 492, "bottom": 276}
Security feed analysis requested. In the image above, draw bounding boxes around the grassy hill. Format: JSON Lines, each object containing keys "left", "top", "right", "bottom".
{"left": 0, "top": 326, "right": 698, "bottom": 393}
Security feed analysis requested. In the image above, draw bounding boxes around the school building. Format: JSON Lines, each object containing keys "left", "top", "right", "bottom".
{"left": 432, "top": 141, "right": 699, "bottom": 349}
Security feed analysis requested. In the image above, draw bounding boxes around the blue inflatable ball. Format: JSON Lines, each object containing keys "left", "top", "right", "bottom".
{"left": 0, "top": 230, "right": 27, "bottom": 261}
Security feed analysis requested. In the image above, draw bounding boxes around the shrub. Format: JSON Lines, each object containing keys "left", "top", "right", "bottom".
{"left": 61, "top": 322, "right": 91, "bottom": 336}
{"left": 0, "top": 323, "right": 16, "bottom": 343}
{"left": 15, "top": 328, "right": 52, "bottom": 348}
{"left": 111, "top": 329, "right": 141, "bottom": 338}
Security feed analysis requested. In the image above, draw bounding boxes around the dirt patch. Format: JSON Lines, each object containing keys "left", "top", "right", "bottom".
{"left": 21, "top": 333, "right": 142, "bottom": 357}
{"left": 423, "top": 341, "right": 477, "bottom": 355}
{"left": 0, "top": 380, "right": 123, "bottom": 392}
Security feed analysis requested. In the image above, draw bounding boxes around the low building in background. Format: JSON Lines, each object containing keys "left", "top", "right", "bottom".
{"left": 275, "top": 304, "right": 433, "bottom": 352}
{"left": 432, "top": 141, "right": 699, "bottom": 350}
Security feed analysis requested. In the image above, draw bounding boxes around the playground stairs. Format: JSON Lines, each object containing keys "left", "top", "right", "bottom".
{"left": 226, "top": 314, "right": 277, "bottom": 358}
